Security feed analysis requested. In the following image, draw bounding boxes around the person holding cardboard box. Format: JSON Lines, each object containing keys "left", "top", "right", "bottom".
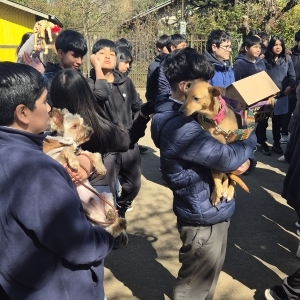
{"left": 233, "top": 35, "right": 272, "bottom": 156}
{"left": 263, "top": 36, "right": 296, "bottom": 155}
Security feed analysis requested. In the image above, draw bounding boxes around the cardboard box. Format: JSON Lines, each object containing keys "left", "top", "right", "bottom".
{"left": 223, "top": 71, "right": 280, "bottom": 111}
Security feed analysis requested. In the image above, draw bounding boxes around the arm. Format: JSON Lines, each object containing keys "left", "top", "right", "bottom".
{"left": 127, "top": 78, "right": 143, "bottom": 119}
{"left": 285, "top": 116, "right": 300, "bottom": 163}
{"left": 175, "top": 120, "right": 257, "bottom": 173}
{"left": 233, "top": 63, "right": 243, "bottom": 81}
{"left": 158, "top": 58, "right": 171, "bottom": 96}
{"left": 145, "top": 64, "right": 159, "bottom": 102}
{"left": 285, "top": 57, "right": 296, "bottom": 95}
{"left": 12, "top": 160, "right": 113, "bottom": 265}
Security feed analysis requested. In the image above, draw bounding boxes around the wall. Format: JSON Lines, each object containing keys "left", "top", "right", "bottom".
{"left": 0, "top": 2, "right": 35, "bottom": 61}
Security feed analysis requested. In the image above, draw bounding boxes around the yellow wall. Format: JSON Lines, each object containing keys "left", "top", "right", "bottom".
{"left": 0, "top": 3, "right": 35, "bottom": 62}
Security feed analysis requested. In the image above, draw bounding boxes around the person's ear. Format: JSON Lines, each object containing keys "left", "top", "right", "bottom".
{"left": 211, "top": 44, "right": 218, "bottom": 52}
{"left": 57, "top": 49, "right": 64, "bottom": 59}
{"left": 14, "top": 104, "right": 30, "bottom": 125}
{"left": 245, "top": 46, "right": 249, "bottom": 52}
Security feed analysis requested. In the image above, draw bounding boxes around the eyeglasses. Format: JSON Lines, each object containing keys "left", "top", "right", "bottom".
{"left": 219, "top": 45, "right": 232, "bottom": 51}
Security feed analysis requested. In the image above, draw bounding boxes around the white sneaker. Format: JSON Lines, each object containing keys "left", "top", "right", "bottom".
{"left": 280, "top": 134, "right": 289, "bottom": 144}
{"left": 297, "top": 229, "right": 300, "bottom": 236}
{"left": 295, "top": 221, "right": 300, "bottom": 228}
{"left": 278, "top": 155, "right": 286, "bottom": 162}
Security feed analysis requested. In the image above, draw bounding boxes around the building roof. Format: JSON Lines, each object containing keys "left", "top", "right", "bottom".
{"left": 0, "top": 0, "right": 63, "bottom": 27}
{"left": 125, "top": 0, "right": 173, "bottom": 23}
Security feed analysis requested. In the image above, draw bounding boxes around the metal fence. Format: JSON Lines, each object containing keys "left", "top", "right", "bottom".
{"left": 128, "top": 35, "right": 240, "bottom": 88}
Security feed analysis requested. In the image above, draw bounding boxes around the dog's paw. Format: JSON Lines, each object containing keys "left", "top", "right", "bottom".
{"left": 227, "top": 185, "right": 235, "bottom": 201}
{"left": 118, "top": 218, "right": 127, "bottom": 230}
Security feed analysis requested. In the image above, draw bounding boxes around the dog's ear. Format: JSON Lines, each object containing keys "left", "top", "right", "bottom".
{"left": 48, "top": 108, "right": 64, "bottom": 132}
{"left": 183, "top": 81, "right": 192, "bottom": 94}
{"left": 208, "top": 86, "right": 221, "bottom": 98}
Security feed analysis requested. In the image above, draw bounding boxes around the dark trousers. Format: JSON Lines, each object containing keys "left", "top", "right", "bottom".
{"left": 281, "top": 268, "right": 300, "bottom": 298}
{"left": 256, "top": 118, "right": 269, "bottom": 144}
{"left": 272, "top": 114, "right": 283, "bottom": 145}
{"left": 282, "top": 96, "right": 297, "bottom": 135}
{"left": 103, "top": 144, "right": 141, "bottom": 214}
{"left": 173, "top": 220, "right": 230, "bottom": 300}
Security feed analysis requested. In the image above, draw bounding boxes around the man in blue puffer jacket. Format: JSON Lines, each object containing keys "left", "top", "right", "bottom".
{"left": 151, "top": 48, "right": 257, "bottom": 300}
{"left": 204, "top": 29, "right": 235, "bottom": 88}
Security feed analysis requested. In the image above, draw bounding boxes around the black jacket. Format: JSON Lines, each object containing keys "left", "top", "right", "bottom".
{"left": 88, "top": 69, "right": 143, "bottom": 129}
{"left": 145, "top": 55, "right": 162, "bottom": 102}
{"left": 282, "top": 116, "right": 300, "bottom": 210}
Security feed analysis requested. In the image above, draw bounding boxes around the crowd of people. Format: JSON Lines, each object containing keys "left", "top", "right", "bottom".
{"left": 0, "top": 24, "right": 300, "bottom": 300}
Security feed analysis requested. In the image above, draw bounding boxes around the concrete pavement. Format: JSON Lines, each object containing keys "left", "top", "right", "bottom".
{"left": 104, "top": 89, "right": 299, "bottom": 300}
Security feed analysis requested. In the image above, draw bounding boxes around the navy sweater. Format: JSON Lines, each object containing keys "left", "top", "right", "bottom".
{"left": 233, "top": 54, "right": 266, "bottom": 81}
{"left": 0, "top": 126, "right": 113, "bottom": 300}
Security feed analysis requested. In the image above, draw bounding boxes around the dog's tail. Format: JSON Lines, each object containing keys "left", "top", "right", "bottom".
{"left": 228, "top": 173, "right": 250, "bottom": 193}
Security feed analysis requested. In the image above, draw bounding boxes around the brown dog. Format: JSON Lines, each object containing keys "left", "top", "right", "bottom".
{"left": 43, "top": 108, "right": 127, "bottom": 239}
{"left": 180, "top": 81, "right": 251, "bottom": 206}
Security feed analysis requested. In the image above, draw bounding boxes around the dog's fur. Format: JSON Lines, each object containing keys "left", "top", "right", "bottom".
{"left": 180, "top": 81, "right": 250, "bottom": 206}
{"left": 43, "top": 108, "right": 126, "bottom": 238}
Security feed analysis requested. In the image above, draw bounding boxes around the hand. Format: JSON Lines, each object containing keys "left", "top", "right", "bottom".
{"left": 65, "top": 154, "right": 92, "bottom": 185}
{"left": 284, "top": 86, "right": 292, "bottom": 96}
{"left": 90, "top": 54, "right": 102, "bottom": 69}
{"left": 231, "top": 159, "right": 250, "bottom": 175}
{"left": 141, "top": 101, "right": 155, "bottom": 116}
{"left": 22, "top": 51, "right": 45, "bottom": 73}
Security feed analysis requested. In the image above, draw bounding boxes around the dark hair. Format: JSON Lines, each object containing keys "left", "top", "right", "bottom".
{"left": 0, "top": 62, "right": 47, "bottom": 126}
{"left": 264, "top": 36, "right": 286, "bottom": 65}
{"left": 206, "top": 30, "right": 231, "bottom": 52}
{"left": 166, "top": 33, "right": 187, "bottom": 52}
{"left": 115, "top": 38, "right": 132, "bottom": 53}
{"left": 156, "top": 34, "right": 169, "bottom": 50}
{"left": 258, "top": 31, "right": 268, "bottom": 41}
{"left": 247, "top": 30, "right": 260, "bottom": 37}
{"left": 295, "top": 30, "right": 300, "bottom": 42}
{"left": 16, "top": 32, "right": 33, "bottom": 54}
{"left": 92, "top": 39, "right": 116, "bottom": 54}
{"left": 50, "top": 69, "right": 123, "bottom": 154}
{"left": 242, "top": 35, "right": 262, "bottom": 49}
{"left": 163, "top": 48, "right": 215, "bottom": 90}
{"left": 116, "top": 46, "right": 133, "bottom": 68}
{"left": 55, "top": 30, "right": 87, "bottom": 57}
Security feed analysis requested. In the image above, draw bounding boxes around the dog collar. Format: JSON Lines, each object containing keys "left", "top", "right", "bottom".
{"left": 211, "top": 96, "right": 226, "bottom": 125}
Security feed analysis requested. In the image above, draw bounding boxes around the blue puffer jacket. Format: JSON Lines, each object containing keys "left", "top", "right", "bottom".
{"left": 204, "top": 50, "right": 235, "bottom": 88}
{"left": 151, "top": 97, "right": 257, "bottom": 225}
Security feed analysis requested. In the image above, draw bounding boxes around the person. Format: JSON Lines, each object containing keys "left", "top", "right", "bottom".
{"left": 204, "top": 29, "right": 235, "bottom": 88}
{"left": 115, "top": 37, "right": 133, "bottom": 53}
{"left": 88, "top": 39, "right": 144, "bottom": 218}
{"left": 16, "top": 32, "right": 33, "bottom": 55}
{"left": 115, "top": 42, "right": 148, "bottom": 154}
{"left": 265, "top": 268, "right": 300, "bottom": 300}
{"left": 265, "top": 115, "right": 300, "bottom": 299}
{"left": 158, "top": 33, "right": 187, "bottom": 96}
{"left": 116, "top": 45, "right": 133, "bottom": 75}
{"left": 151, "top": 48, "right": 257, "bottom": 300}
{"left": 233, "top": 35, "right": 265, "bottom": 81}
{"left": 263, "top": 36, "right": 296, "bottom": 155}
{"left": 145, "top": 34, "right": 169, "bottom": 102}
{"left": 280, "top": 30, "right": 300, "bottom": 145}
{"left": 258, "top": 31, "right": 269, "bottom": 58}
{"left": 233, "top": 35, "right": 271, "bottom": 156}
{"left": 0, "top": 62, "right": 114, "bottom": 300}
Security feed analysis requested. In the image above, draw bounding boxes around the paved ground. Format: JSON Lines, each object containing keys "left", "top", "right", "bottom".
{"left": 104, "top": 89, "right": 299, "bottom": 300}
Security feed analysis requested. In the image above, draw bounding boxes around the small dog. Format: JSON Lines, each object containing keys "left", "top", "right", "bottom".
{"left": 43, "top": 108, "right": 126, "bottom": 238}
{"left": 180, "top": 81, "right": 251, "bottom": 206}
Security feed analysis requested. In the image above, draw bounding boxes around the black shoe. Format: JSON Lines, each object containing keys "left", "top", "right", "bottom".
{"left": 261, "top": 143, "right": 271, "bottom": 156}
{"left": 272, "top": 144, "right": 283, "bottom": 154}
{"left": 138, "top": 145, "right": 148, "bottom": 153}
{"left": 265, "top": 286, "right": 290, "bottom": 300}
